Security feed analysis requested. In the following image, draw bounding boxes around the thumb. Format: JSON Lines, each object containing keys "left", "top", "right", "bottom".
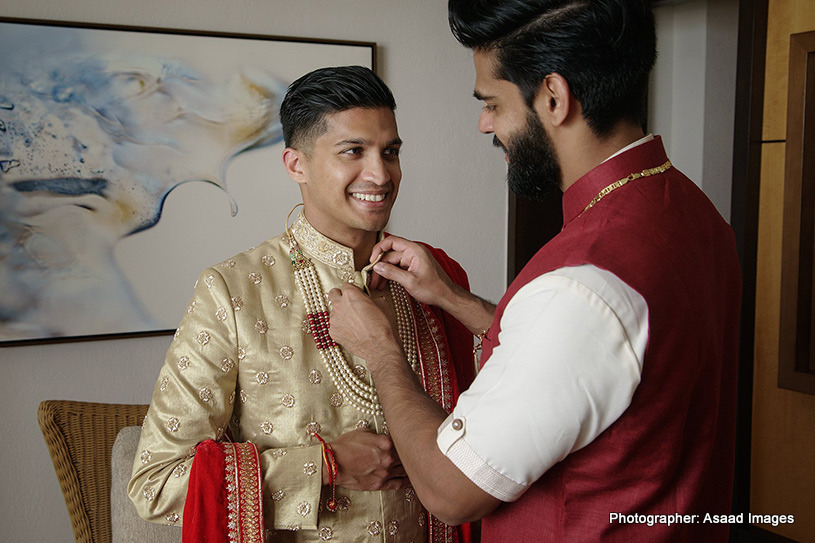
{"left": 374, "top": 261, "right": 415, "bottom": 288}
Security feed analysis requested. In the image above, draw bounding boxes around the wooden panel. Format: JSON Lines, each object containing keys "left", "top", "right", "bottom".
{"left": 751, "top": 141, "right": 815, "bottom": 541}
{"left": 779, "top": 31, "right": 815, "bottom": 393}
{"left": 762, "top": 0, "right": 815, "bottom": 141}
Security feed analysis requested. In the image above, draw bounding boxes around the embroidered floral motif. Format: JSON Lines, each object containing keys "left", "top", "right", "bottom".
{"left": 367, "top": 521, "right": 382, "bottom": 536}
{"left": 319, "top": 527, "right": 334, "bottom": 540}
{"left": 205, "top": 275, "right": 215, "bottom": 288}
{"left": 255, "top": 372, "right": 270, "bottom": 385}
{"left": 282, "top": 394, "right": 295, "bottom": 408}
{"left": 240, "top": 390, "right": 247, "bottom": 403}
{"left": 166, "top": 417, "right": 180, "bottom": 432}
{"left": 279, "top": 345, "right": 294, "bottom": 359}
{"left": 197, "top": 331, "right": 210, "bottom": 345}
{"left": 228, "top": 391, "right": 235, "bottom": 405}
{"left": 166, "top": 513, "right": 179, "bottom": 524}
{"left": 388, "top": 520, "right": 399, "bottom": 535}
{"left": 353, "top": 365, "right": 367, "bottom": 379}
{"left": 261, "top": 421, "right": 274, "bottom": 435}
{"left": 140, "top": 450, "right": 152, "bottom": 464}
{"left": 223, "top": 260, "right": 237, "bottom": 269}
{"left": 329, "top": 393, "right": 343, "bottom": 407}
{"left": 172, "top": 464, "right": 187, "bottom": 478}
{"left": 307, "top": 421, "right": 321, "bottom": 435}
{"left": 297, "top": 502, "right": 311, "bottom": 517}
{"left": 187, "top": 301, "right": 196, "bottom": 314}
{"left": 275, "top": 294, "right": 290, "bottom": 308}
{"left": 302, "top": 318, "right": 311, "bottom": 334}
{"left": 177, "top": 356, "right": 190, "bottom": 370}
{"left": 262, "top": 255, "right": 276, "bottom": 267}
{"left": 272, "top": 450, "right": 287, "bottom": 458}
{"left": 248, "top": 272, "right": 262, "bottom": 284}
{"left": 271, "top": 490, "right": 285, "bottom": 501}
{"left": 216, "top": 307, "right": 228, "bottom": 321}
{"left": 355, "top": 420, "right": 369, "bottom": 430}
{"left": 199, "top": 388, "right": 213, "bottom": 403}
{"left": 405, "top": 487, "right": 415, "bottom": 502}
{"left": 160, "top": 377, "right": 169, "bottom": 391}
{"left": 255, "top": 320, "right": 268, "bottom": 334}
{"left": 237, "top": 347, "right": 246, "bottom": 361}
{"left": 143, "top": 487, "right": 156, "bottom": 501}
{"left": 340, "top": 269, "right": 354, "bottom": 283}
{"left": 418, "top": 513, "right": 426, "bottom": 527}
{"left": 309, "top": 370, "right": 323, "bottom": 384}
{"left": 333, "top": 252, "right": 350, "bottom": 267}
{"left": 232, "top": 297, "right": 244, "bottom": 311}
{"left": 304, "top": 462, "right": 318, "bottom": 476}
{"left": 336, "top": 496, "right": 351, "bottom": 511}
{"left": 221, "top": 358, "right": 235, "bottom": 372}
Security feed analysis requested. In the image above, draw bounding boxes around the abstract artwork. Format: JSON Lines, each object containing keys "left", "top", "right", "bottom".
{"left": 0, "top": 18, "right": 374, "bottom": 344}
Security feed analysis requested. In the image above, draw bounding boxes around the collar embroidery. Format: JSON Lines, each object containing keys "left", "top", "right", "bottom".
{"left": 289, "top": 212, "right": 383, "bottom": 272}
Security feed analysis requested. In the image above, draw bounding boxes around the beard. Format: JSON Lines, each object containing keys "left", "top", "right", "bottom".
{"left": 494, "top": 111, "right": 561, "bottom": 201}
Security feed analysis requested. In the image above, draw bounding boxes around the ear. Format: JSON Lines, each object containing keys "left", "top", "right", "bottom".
{"left": 534, "top": 73, "right": 571, "bottom": 127}
{"left": 282, "top": 147, "right": 307, "bottom": 185}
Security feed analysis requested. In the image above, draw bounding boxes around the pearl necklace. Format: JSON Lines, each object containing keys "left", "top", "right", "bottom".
{"left": 287, "top": 231, "right": 418, "bottom": 417}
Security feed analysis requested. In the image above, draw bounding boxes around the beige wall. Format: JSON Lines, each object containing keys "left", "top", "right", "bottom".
{"left": 751, "top": 1, "right": 815, "bottom": 541}
{"left": 0, "top": 2, "right": 508, "bottom": 540}
{"left": 0, "top": 0, "right": 738, "bottom": 541}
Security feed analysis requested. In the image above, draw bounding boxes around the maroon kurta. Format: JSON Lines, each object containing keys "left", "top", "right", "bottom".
{"left": 480, "top": 137, "right": 741, "bottom": 542}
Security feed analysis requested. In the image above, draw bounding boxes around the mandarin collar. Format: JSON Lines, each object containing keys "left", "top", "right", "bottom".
{"left": 561, "top": 135, "right": 669, "bottom": 226}
{"left": 290, "top": 211, "right": 384, "bottom": 273}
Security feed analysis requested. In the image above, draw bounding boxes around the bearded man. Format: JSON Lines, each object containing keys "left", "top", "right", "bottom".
{"left": 328, "top": 2, "right": 742, "bottom": 542}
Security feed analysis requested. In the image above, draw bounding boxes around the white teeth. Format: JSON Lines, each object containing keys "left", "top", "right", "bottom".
{"left": 351, "top": 193, "right": 385, "bottom": 202}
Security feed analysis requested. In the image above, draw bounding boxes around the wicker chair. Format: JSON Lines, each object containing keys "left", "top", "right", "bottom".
{"left": 38, "top": 400, "right": 149, "bottom": 543}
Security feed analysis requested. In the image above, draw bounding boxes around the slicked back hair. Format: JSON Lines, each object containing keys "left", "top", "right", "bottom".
{"left": 448, "top": 0, "right": 656, "bottom": 137}
{"left": 280, "top": 65, "right": 396, "bottom": 150}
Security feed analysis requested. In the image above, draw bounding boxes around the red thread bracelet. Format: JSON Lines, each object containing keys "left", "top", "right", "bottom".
{"left": 312, "top": 433, "right": 338, "bottom": 511}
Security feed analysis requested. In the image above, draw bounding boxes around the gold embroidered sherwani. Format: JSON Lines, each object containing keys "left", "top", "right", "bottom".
{"left": 129, "top": 213, "right": 468, "bottom": 542}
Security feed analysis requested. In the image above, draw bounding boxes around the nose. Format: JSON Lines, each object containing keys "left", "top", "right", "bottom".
{"left": 361, "top": 155, "right": 391, "bottom": 185}
{"left": 478, "top": 109, "right": 494, "bottom": 134}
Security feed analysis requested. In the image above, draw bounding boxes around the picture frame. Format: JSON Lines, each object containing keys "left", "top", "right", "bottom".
{"left": 0, "top": 17, "right": 375, "bottom": 346}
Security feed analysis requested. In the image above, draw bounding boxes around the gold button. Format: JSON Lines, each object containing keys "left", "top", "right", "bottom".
{"left": 451, "top": 418, "right": 463, "bottom": 431}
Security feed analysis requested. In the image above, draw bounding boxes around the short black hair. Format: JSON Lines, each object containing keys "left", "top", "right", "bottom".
{"left": 448, "top": 0, "right": 656, "bottom": 137}
{"left": 280, "top": 65, "right": 396, "bottom": 149}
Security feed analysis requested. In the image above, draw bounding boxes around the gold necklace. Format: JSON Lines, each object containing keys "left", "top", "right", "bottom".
{"left": 580, "top": 160, "right": 672, "bottom": 216}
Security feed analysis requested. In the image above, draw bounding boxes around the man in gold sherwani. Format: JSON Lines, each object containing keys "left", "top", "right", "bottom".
{"left": 129, "top": 66, "right": 474, "bottom": 543}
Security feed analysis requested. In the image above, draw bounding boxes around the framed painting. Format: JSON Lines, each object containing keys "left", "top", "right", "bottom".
{"left": 0, "top": 18, "right": 375, "bottom": 345}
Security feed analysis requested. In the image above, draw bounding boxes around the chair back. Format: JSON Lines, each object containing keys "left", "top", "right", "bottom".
{"left": 38, "top": 400, "right": 149, "bottom": 543}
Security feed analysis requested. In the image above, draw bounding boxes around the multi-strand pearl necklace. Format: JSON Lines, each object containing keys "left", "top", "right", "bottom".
{"left": 287, "top": 232, "right": 418, "bottom": 417}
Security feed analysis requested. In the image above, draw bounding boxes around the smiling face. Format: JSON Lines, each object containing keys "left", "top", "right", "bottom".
{"left": 287, "top": 107, "right": 402, "bottom": 249}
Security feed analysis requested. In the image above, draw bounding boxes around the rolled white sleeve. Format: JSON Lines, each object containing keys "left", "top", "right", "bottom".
{"left": 437, "top": 265, "right": 648, "bottom": 502}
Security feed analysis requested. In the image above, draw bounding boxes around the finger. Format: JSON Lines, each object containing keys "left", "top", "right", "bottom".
{"left": 369, "top": 271, "right": 388, "bottom": 291}
{"left": 373, "top": 261, "right": 415, "bottom": 287}
{"left": 371, "top": 237, "right": 398, "bottom": 261}
{"left": 381, "top": 477, "right": 410, "bottom": 490}
{"left": 372, "top": 235, "right": 418, "bottom": 261}
{"left": 327, "top": 287, "right": 342, "bottom": 304}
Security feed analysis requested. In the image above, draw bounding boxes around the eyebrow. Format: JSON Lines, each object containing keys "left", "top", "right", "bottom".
{"left": 333, "top": 138, "right": 403, "bottom": 147}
